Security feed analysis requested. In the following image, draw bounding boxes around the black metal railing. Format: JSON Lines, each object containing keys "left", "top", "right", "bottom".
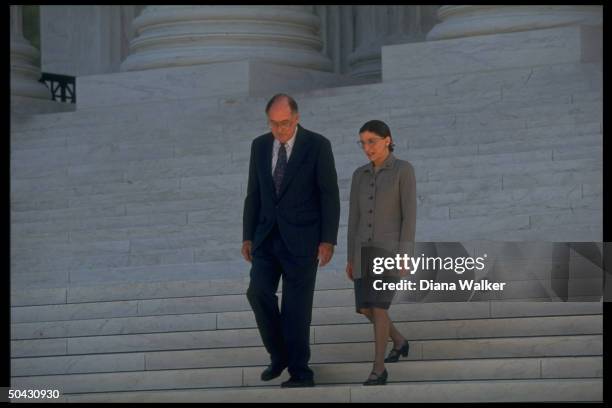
{"left": 39, "top": 72, "right": 76, "bottom": 104}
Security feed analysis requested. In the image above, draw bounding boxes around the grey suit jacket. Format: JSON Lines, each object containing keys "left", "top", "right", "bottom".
{"left": 347, "top": 153, "right": 417, "bottom": 279}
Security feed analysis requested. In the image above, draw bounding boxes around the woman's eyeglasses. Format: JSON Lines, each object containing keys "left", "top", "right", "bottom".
{"left": 357, "top": 137, "right": 385, "bottom": 149}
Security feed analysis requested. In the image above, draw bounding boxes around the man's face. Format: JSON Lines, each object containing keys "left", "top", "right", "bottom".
{"left": 267, "top": 101, "right": 299, "bottom": 143}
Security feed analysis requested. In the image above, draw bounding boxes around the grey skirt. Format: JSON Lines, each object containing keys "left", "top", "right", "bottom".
{"left": 353, "top": 276, "right": 400, "bottom": 313}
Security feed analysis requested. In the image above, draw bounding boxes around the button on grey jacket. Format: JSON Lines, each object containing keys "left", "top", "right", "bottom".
{"left": 347, "top": 153, "right": 417, "bottom": 279}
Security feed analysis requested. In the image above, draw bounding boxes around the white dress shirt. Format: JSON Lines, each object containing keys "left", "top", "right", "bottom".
{"left": 271, "top": 126, "right": 298, "bottom": 174}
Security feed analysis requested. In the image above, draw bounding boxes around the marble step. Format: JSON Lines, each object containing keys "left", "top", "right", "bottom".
{"left": 133, "top": 140, "right": 602, "bottom": 186}
{"left": 9, "top": 182, "right": 599, "bottom": 256}
{"left": 300, "top": 61, "right": 601, "bottom": 98}
{"left": 431, "top": 181, "right": 600, "bottom": 216}
{"left": 9, "top": 101, "right": 601, "bottom": 177}
{"left": 11, "top": 209, "right": 597, "bottom": 279}
{"left": 10, "top": 95, "right": 596, "bottom": 164}
{"left": 12, "top": 223, "right": 605, "bottom": 285}
{"left": 10, "top": 268, "right": 349, "bottom": 305}
{"left": 11, "top": 123, "right": 602, "bottom": 188}
{"left": 332, "top": 127, "right": 601, "bottom": 157}
{"left": 483, "top": 223, "right": 603, "bottom": 242}
{"left": 386, "top": 100, "right": 601, "bottom": 132}
{"left": 10, "top": 295, "right": 603, "bottom": 338}
{"left": 528, "top": 208, "right": 602, "bottom": 229}
{"left": 65, "top": 88, "right": 600, "bottom": 155}
{"left": 12, "top": 197, "right": 602, "bottom": 277}
{"left": 9, "top": 287, "right": 356, "bottom": 324}
{"left": 10, "top": 210, "right": 190, "bottom": 234}
{"left": 9, "top": 86, "right": 601, "bottom": 153}
{"left": 282, "top": 66, "right": 601, "bottom": 119}
{"left": 13, "top": 209, "right": 580, "bottom": 256}
{"left": 10, "top": 193, "right": 602, "bottom": 271}
{"left": 403, "top": 121, "right": 601, "bottom": 150}
{"left": 10, "top": 143, "right": 601, "bottom": 213}
{"left": 425, "top": 156, "right": 601, "bottom": 183}
{"left": 9, "top": 244, "right": 349, "bottom": 284}
{"left": 9, "top": 180, "right": 595, "bottom": 228}
{"left": 10, "top": 169, "right": 241, "bottom": 197}
{"left": 10, "top": 278, "right": 602, "bottom": 325}
{"left": 11, "top": 230, "right": 603, "bottom": 287}
{"left": 335, "top": 145, "right": 601, "bottom": 177}
{"left": 445, "top": 192, "right": 601, "bottom": 220}
{"left": 15, "top": 222, "right": 607, "bottom": 289}
{"left": 8, "top": 201, "right": 595, "bottom": 260}
{"left": 10, "top": 163, "right": 601, "bottom": 229}
{"left": 10, "top": 313, "right": 603, "bottom": 356}
{"left": 420, "top": 214, "right": 604, "bottom": 241}
{"left": 15, "top": 378, "right": 601, "bottom": 403}
{"left": 420, "top": 181, "right": 601, "bottom": 207}
{"left": 11, "top": 302, "right": 601, "bottom": 340}
{"left": 415, "top": 210, "right": 601, "bottom": 243}
{"left": 10, "top": 108, "right": 601, "bottom": 171}
{"left": 10, "top": 356, "right": 602, "bottom": 395}
{"left": 10, "top": 61, "right": 600, "bottom": 133}
{"left": 12, "top": 222, "right": 604, "bottom": 287}
{"left": 406, "top": 133, "right": 602, "bottom": 162}
{"left": 13, "top": 199, "right": 600, "bottom": 273}
{"left": 309, "top": 89, "right": 600, "bottom": 128}
{"left": 431, "top": 199, "right": 601, "bottom": 226}
{"left": 10, "top": 235, "right": 607, "bottom": 307}
{"left": 9, "top": 154, "right": 602, "bottom": 225}
{"left": 194, "top": 63, "right": 604, "bottom": 119}
{"left": 27, "top": 334, "right": 603, "bottom": 372}
{"left": 11, "top": 118, "right": 600, "bottom": 186}
{"left": 203, "top": 101, "right": 601, "bottom": 144}
{"left": 475, "top": 132, "right": 601, "bottom": 157}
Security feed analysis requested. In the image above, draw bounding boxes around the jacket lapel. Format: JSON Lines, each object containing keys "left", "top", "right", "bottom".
{"left": 261, "top": 134, "right": 276, "bottom": 199}
{"left": 277, "top": 124, "right": 311, "bottom": 199}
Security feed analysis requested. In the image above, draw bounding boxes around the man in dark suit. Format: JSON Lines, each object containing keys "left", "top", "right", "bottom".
{"left": 242, "top": 94, "right": 340, "bottom": 388}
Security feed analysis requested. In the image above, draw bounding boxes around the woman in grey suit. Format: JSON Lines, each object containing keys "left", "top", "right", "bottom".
{"left": 346, "top": 120, "right": 417, "bottom": 385}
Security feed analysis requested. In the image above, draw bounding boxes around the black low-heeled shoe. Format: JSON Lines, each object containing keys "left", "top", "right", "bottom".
{"left": 363, "top": 369, "right": 388, "bottom": 386}
{"left": 384, "top": 340, "right": 409, "bottom": 363}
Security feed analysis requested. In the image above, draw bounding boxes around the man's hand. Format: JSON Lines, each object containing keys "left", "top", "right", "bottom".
{"left": 317, "top": 242, "right": 334, "bottom": 267}
{"left": 241, "top": 240, "right": 253, "bottom": 263}
{"left": 345, "top": 262, "right": 354, "bottom": 281}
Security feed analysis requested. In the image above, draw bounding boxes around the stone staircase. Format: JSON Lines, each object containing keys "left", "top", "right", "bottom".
{"left": 10, "top": 58, "right": 602, "bottom": 401}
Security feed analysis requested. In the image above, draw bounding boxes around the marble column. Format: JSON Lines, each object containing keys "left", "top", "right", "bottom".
{"left": 10, "top": 5, "right": 50, "bottom": 100}
{"left": 426, "top": 5, "right": 602, "bottom": 41}
{"left": 40, "top": 5, "right": 142, "bottom": 76}
{"left": 315, "top": 5, "right": 343, "bottom": 74}
{"left": 348, "top": 5, "right": 438, "bottom": 80}
{"left": 120, "top": 5, "right": 332, "bottom": 72}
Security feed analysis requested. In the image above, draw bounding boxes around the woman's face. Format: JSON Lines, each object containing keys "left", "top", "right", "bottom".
{"left": 359, "top": 131, "right": 390, "bottom": 164}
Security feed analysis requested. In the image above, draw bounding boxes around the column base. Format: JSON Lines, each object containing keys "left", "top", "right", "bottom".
{"left": 76, "top": 60, "right": 348, "bottom": 109}
{"left": 382, "top": 25, "right": 602, "bottom": 82}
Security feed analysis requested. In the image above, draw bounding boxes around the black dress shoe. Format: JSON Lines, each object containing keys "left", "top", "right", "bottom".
{"left": 384, "top": 340, "right": 409, "bottom": 363}
{"left": 363, "top": 369, "right": 388, "bottom": 386}
{"left": 280, "top": 377, "right": 315, "bottom": 388}
{"left": 261, "top": 364, "right": 287, "bottom": 381}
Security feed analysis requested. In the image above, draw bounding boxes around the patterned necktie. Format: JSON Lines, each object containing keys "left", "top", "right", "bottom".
{"left": 273, "top": 143, "right": 287, "bottom": 195}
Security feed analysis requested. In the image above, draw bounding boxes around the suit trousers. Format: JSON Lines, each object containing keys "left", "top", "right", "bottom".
{"left": 246, "top": 223, "right": 318, "bottom": 380}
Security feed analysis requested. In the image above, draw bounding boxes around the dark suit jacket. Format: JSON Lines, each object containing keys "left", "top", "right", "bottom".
{"left": 243, "top": 124, "right": 340, "bottom": 257}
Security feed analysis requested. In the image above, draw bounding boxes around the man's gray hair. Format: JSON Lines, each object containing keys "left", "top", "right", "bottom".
{"left": 265, "top": 93, "right": 299, "bottom": 114}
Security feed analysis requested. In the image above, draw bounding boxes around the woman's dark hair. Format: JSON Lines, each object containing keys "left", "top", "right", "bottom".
{"left": 359, "top": 119, "right": 395, "bottom": 152}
